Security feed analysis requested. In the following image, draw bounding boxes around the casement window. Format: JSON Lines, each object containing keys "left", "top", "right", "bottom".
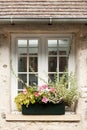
{"left": 11, "top": 34, "right": 75, "bottom": 111}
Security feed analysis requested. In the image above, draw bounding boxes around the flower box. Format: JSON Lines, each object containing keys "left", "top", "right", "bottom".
{"left": 14, "top": 74, "right": 79, "bottom": 114}
{"left": 22, "top": 102, "right": 65, "bottom": 115}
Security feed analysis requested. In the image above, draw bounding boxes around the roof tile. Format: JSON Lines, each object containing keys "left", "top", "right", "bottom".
{"left": 0, "top": 0, "right": 87, "bottom": 18}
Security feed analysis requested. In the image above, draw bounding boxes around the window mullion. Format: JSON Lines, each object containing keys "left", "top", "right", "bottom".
{"left": 27, "top": 39, "right": 29, "bottom": 86}
{"left": 57, "top": 39, "right": 59, "bottom": 79}
{"left": 38, "top": 37, "right": 42, "bottom": 85}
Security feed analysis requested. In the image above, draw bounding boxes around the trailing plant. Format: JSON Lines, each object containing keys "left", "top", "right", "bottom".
{"left": 14, "top": 72, "right": 79, "bottom": 111}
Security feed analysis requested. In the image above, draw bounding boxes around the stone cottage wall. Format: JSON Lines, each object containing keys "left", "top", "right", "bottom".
{"left": 0, "top": 23, "right": 87, "bottom": 130}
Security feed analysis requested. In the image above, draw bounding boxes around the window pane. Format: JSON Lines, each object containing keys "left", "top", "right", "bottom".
{"left": 59, "top": 57, "right": 68, "bottom": 72}
{"left": 59, "top": 50, "right": 66, "bottom": 55}
{"left": 59, "top": 73, "right": 68, "bottom": 87}
{"left": 48, "top": 74, "right": 55, "bottom": 82}
{"left": 48, "top": 57, "right": 57, "bottom": 72}
{"left": 29, "top": 40, "right": 38, "bottom": 55}
{"left": 18, "top": 40, "right": 27, "bottom": 55}
{"left": 59, "top": 39, "right": 69, "bottom": 55}
{"left": 18, "top": 57, "right": 27, "bottom": 72}
{"left": 59, "top": 39, "right": 69, "bottom": 48}
{"left": 29, "top": 74, "right": 38, "bottom": 86}
{"left": 48, "top": 40, "right": 57, "bottom": 55}
{"left": 29, "top": 57, "right": 38, "bottom": 72}
{"left": 18, "top": 74, "right": 27, "bottom": 89}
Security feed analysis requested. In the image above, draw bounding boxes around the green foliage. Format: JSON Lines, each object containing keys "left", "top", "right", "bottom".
{"left": 63, "top": 74, "right": 79, "bottom": 106}
{"left": 14, "top": 73, "right": 80, "bottom": 111}
{"left": 48, "top": 73, "right": 79, "bottom": 106}
{"left": 14, "top": 87, "right": 36, "bottom": 111}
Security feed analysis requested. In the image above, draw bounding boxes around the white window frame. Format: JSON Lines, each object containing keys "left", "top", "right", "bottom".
{"left": 11, "top": 34, "right": 75, "bottom": 112}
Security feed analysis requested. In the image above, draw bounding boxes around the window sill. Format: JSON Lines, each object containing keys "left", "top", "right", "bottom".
{"left": 6, "top": 113, "right": 80, "bottom": 122}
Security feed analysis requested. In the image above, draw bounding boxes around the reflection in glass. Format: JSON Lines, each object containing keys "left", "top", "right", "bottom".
{"left": 59, "top": 51, "right": 66, "bottom": 55}
{"left": 48, "top": 74, "right": 56, "bottom": 82}
{"left": 48, "top": 57, "right": 57, "bottom": 72}
{"left": 29, "top": 74, "right": 38, "bottom": 86}
{"left": 18, "top": 57, "right": 27, "bottom": 72}
{"left": 59, "top": 73, "right": 68, "bottom": 87}
{"left": 48, "top": 40, "right": 57, "bottom": 55}
{"left": 29, "top": 40, "right": 38, "bottom": 55}
{"left": 18, "top": 48, "right": 27, "bottom": 55}
{"left": 29, "top": 57, "right": 38, "bottom": 72}
{"left": 59, "top": 57, "right": 68, "bottom": 72}
{"left": 18, "top": 40, "right": 27, "bottom": 55}
{"left": 59, "top": 39, "right": 69, "bottom": 56}
{"left": 59, "top": 39, "right": 69, "bottom": 48}
{"left": 18, "top": 74, "right": 27, "bottom": 89}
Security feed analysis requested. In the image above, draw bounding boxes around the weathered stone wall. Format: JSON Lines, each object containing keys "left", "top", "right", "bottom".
{"left": 0, "top": 23, "right": 87, "bottom": 130}
{"left": 76, "top": 30, "right": 87, "bottom": 130}
{"left": 0, "top": 121, "right": 83, "bottom": 130}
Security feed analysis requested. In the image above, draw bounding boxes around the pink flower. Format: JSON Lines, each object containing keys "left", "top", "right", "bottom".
{"left": 42, "top": 97, "right": 48, "bottom": 103}
{"left": 23, "top": 88, "right": 28, "bottom": 95}
{"left": 38, "top": 84, "right": 48, "bottom": 92}
{"left": 49, "top": 87, "right": 56, "bottom": 93}
{"left": 34, "top": 92, "right": 39, "bottom": 97}
{"left": 42, "top": 84, "right": 48, "bottom": 89}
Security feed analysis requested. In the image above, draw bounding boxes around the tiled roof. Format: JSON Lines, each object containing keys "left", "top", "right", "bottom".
{"left": 0, "top": 0, "right": 87, "bottom": 18}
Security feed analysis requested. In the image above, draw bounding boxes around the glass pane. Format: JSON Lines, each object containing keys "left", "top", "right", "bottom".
{"left": 59, "top": 50, "right": 66, "bottom": 55}
{"left": 18, "top": 57, "right": 27, "bottom": 72}
{"left": 59, "top": 73, "right": 68, "bottom": 88}
{"left": 29, "top": 57, "right": 38, "bottom": 72}
{"left": 59, "top": 39, "right": 69, "bottom": 48}
{"left": 18, "top": 40, "right": 27, "bottom": 55}
{"left": 29, "top": 40, "right": 38, "bottom": 55}
{"left": 48, "top": 57, "right": 57, "bottom": 72}
{"left": 18, "top": 74, "right": 27, "bottom": 89}
{"left": 48, "top": 40, "right": 57, "bottom": 55}
{"left": 48, "top": 74, "right": 55, "bottom": 82}
{"left": 59, "top": 57, "right": 68, "bottom": 72}
{"left": 59, "top": 39, "right": 69, "bottom": 55}
{"left": 29, "top": 74, "right": 38, "bottom": 86}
